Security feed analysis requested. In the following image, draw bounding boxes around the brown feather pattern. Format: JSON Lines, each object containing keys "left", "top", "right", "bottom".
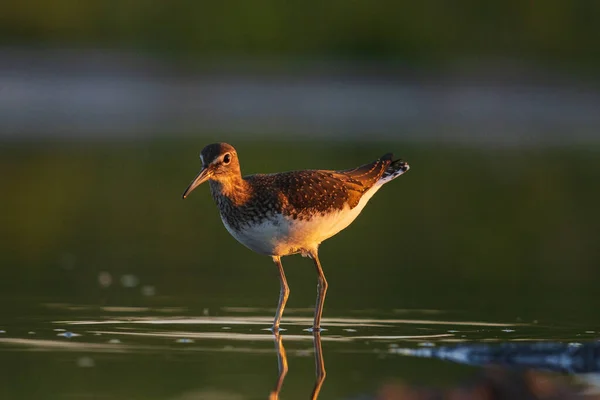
{"left": 210, "top": 157, "right": 393, "bottom": 231}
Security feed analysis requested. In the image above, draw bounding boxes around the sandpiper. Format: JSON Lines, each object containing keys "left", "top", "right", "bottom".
{"left": 182, "top": 143, "right": 409, "bottom": 331}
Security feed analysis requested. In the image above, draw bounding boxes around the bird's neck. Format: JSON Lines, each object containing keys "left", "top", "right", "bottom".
{"left": 209, "top": 174, "right": 251, "bottom": 206}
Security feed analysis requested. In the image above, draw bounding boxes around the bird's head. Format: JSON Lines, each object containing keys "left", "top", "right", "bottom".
{"left": 182, "top": 143, "right": 241, "bottom": 199}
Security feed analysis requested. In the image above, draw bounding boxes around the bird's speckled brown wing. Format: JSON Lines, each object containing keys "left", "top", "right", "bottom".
{"left": 337, "top": 153, "right": 394, "bottom": 191}
{"left": 245, "top": 156, "right": 392, "bottom": 219}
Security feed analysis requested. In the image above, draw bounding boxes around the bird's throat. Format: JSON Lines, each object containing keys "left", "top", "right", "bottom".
{"left": 209, "top": 176, "right": 252, "bottom": 206}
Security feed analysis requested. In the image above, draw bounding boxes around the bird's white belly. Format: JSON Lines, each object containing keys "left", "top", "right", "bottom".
{"left": 220, "top": 184, "right": 383, "bottom": 256}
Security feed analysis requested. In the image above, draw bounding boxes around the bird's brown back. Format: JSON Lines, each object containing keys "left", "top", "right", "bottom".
{"left": 243, "top": 156, "right": 392, "bottom": 221}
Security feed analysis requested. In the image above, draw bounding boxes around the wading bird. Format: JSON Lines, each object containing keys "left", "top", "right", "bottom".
{"left": 182, "top": 143, "right": 409, "bottom": 331}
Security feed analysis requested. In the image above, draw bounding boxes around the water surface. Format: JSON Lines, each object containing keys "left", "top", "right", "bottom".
{"left": 1, "top": 304, "right": 599, "bottom": 399}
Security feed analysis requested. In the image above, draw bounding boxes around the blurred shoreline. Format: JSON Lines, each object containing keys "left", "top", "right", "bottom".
{"left": 1, "top": 48, "right": 599, "bottom": 146}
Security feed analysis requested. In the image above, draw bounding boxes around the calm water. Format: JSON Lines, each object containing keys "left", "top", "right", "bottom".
{"left": 1, "top": 303, "right": 599, "bottom": 400}
{"left": 1, "top": 139, "right": 599, "bottom": 399}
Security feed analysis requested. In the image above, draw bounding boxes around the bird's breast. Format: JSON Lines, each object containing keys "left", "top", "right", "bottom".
{"left": 219, "top": 190, "right": 380, "bottom": 256}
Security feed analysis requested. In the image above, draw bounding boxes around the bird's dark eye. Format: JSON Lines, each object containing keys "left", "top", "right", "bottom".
{"left": 223, "top": 153, "right": 231, "bottom": 164}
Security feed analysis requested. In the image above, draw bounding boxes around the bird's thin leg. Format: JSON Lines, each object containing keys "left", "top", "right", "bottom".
{"left": 269, "top": 332, "right": 288, "bottom": 400}
{"left": 272, "top": 256, "right": 290, "bottom": 332}
{"left": 310, "top": 331, "right": 326, "bottom": 400}
{"left": 309, "top": 249, "right": 328, "bottom": 331}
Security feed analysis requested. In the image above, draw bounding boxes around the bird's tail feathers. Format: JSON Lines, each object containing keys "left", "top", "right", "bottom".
{"left": 379, "top": 156, "right": 410, "bottom": 184}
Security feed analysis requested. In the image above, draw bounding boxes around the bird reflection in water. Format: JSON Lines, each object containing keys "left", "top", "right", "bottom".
{"left": 269, "top": 331, "right": 326, "bottom": 400}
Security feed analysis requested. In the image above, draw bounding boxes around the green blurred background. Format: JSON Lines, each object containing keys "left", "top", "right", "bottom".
{"left": 1, "top": 0, "right": 600, "bottom": 68}
{"left": 1, "top": 0, "right": 599, "bottom": 321}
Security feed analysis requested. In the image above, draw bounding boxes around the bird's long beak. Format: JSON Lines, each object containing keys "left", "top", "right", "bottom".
{"left": 182, "top": 167, "right": 211, "bottom": 199}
